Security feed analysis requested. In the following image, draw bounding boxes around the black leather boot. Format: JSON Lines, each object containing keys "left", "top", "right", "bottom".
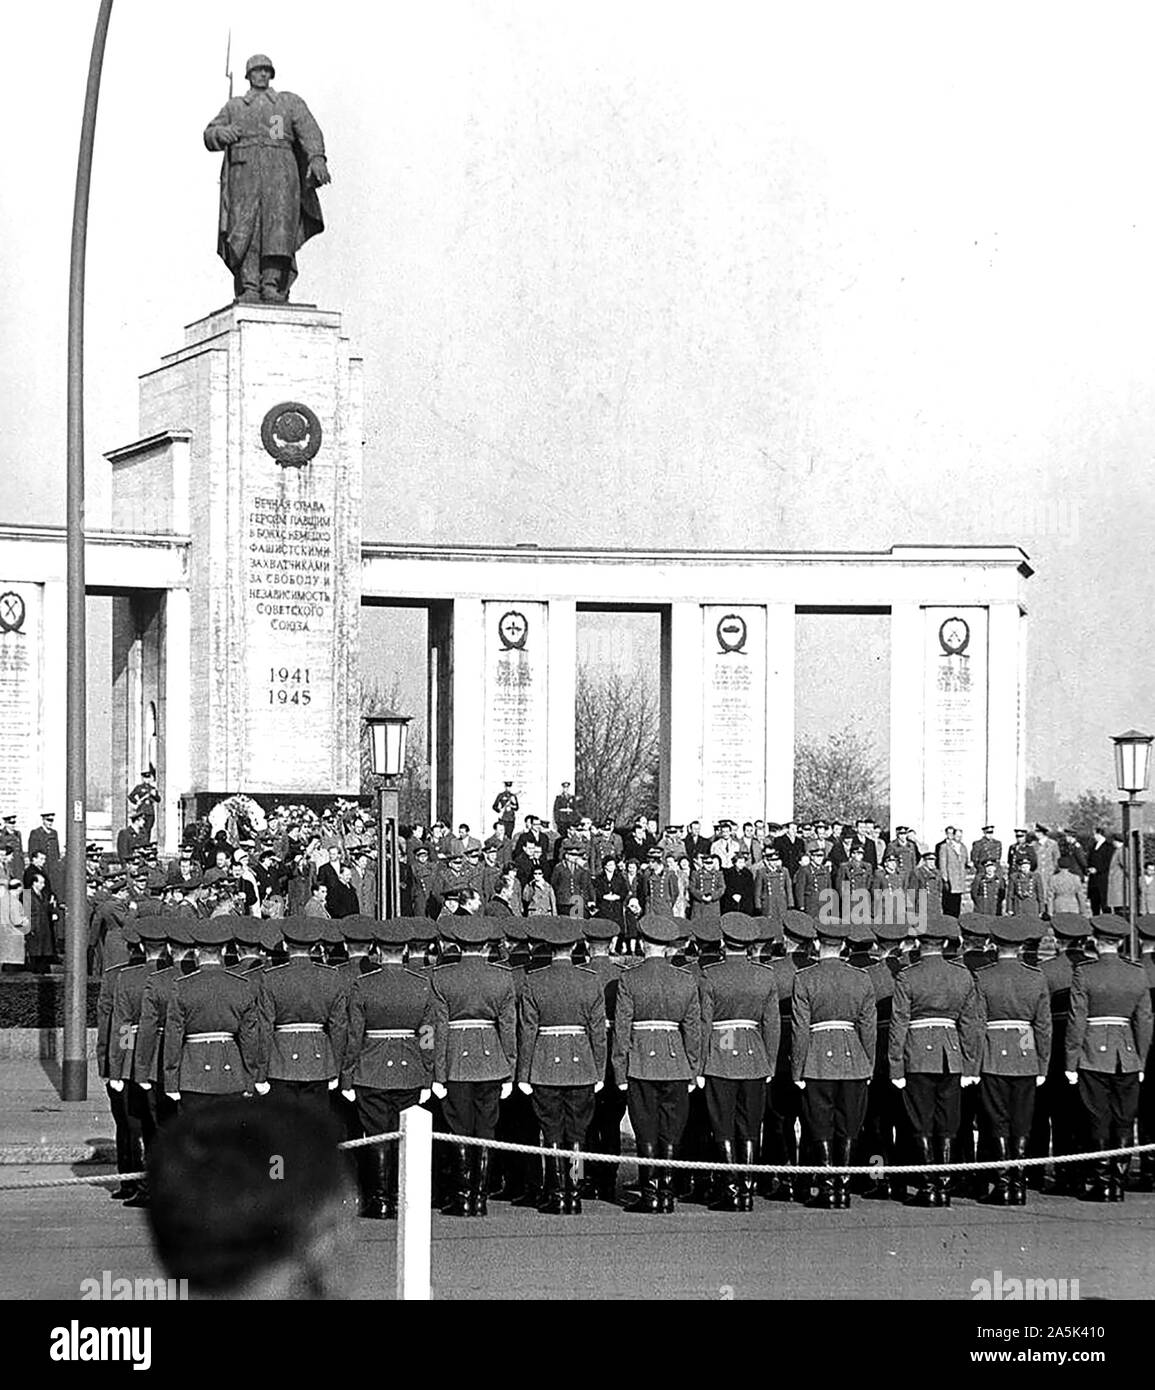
{"left": 708, "top": 1139, "right": 740, "bottom": 1210}
{"left": 737, "top": 1140, "right": 757, "bottom": 1212}
{"left": 832, "top": 1138, "right": 853, "bottom": 1208}
{"left": 1009, "top": 1137, "right": 1029, "bottom": 1206}
{"left": 806, "top": 1141, "right": 836, "bottom": 1208}
{"left": 1132, "top": 1152, "right": 1155, "bottom": 1192}
{"left": 979, "top": 1137, "right": 1011, "bottom": 1205}
{"left": 904, "top": 1136, "right": 935, "bottom": 1206}
{"left": 623, "top": 1144, "right": 660, "bottom": 1212}
{"left": 440, "top": 1144, "right": 474, "bottom": 1217}
{"left": 563, "top": 1148, "right": 582, "bottom": 1214}
{"left": 362, "top": 1144, "right": 392, "bottom": 1219}
{"left": 936, "top": 1136, "right": 953, "bottom": 1207}
{"left": 472, "top": 1147, "right": 490, "bottom": 1216}
{"left": 1081, "top": 1158, "right": 1112, "bottom": 1202}
{"left": 537, "top": 1144, "right": 566, "bottom": 1215}
{"left": 657, "top": 1141, "right": 678, "bottom": 1213}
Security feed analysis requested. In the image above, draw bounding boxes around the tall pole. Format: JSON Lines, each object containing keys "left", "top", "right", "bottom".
{"left": 64, "top": 0, "right": 114, "bottom": 1102}
{"left": 384, "top": 785, "right": 400, "bottom": 917}
{"left": 1121, "top": 799, "right": 1136, "bottom": 961}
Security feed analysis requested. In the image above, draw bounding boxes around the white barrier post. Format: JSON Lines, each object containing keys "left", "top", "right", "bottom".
{"left": 396, "top": 1106, "right": 432, "bottom": 1301}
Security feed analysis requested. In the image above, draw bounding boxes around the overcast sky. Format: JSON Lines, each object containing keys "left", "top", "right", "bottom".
{"left": 3, "top": 1, "right": 1154, "bottom": 802}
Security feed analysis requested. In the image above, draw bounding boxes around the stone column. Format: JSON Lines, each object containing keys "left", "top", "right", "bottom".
{"left": 986, "top": 603, "right": 1026, "bottom": 841}
{"left": 889, "top": 603, "right": 926, "bottom": 837}
{"left": 160, "top": 588, "right": 192, "bottom": 855}
{"left": 450, "top": 598, "right": 485, "bottom": 836}
{"left": 665, "top": 602, "right": 704, "bottom": 823}
{"left": 40, "top": 580, "right": 67, "bottom": 841}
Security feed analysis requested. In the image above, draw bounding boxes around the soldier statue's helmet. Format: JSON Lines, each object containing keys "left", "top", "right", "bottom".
{"left": 245, "top": 53, "right": 275, "bottom": 79}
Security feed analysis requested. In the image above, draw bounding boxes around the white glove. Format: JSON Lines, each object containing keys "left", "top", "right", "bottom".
{"left": 686, "top": 1081, "right": 696, "bottom": 1093}
{"left": 419, "top": 1088, "right": 431, "bottom": 1104}
{"left": 431, "top": 1082, "right": 448, "bottom": 1100}
{"left": 1140, "top": 1072, "right": 1146, "bottom": 1084}
{"left": 593, "top": 1080, "right": 604, "bottom": 1093}
{"left": 794, "top": 1079, "right": 806, "bottom": 1090}
{"left": 1035, "top": 1075, "right": 1046, "bottom": 1088}
{"left": 500, "top": 1081, "right": 513, "bottom": 1100}
{"left": 137, "top": 1082, "right": 152, "bottom": 1091}
{"left": 618, "top": 1082, "right": 628, "bottom": 1092}
{"left": 253, "top": 1081, "right": 271, "bottom": 1096}
{"left": 517, "top": 1081, "right": 533, "bottom": 1095}
{"left": 1065, "top": 1070, "right": 1079, "bottom": 1085}
{"left": 961, "top": 1075, "right": 979, "bottom": 1088}
{"left": 107, "top": 1079, "right": 125, "bottom": 1092}
{"left": 340, "top": 1088, "right": 356, "bottom": 1103}
{"left": 890, "top": 1077, "right": 907, "bottom": 1090}
{"left": 166, "top": 1092, "right": 181, "bottom": 1102}
{"left": 695, "top": 1075, "right": 705, "bottom": 1089}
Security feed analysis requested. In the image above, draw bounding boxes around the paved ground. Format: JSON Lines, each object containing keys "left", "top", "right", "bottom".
{"left": 1, "top": 1058, "right": 1152, "bottom": 1300}
{"left": 1, "top": 1169, "right": 1152, "bottom": 1300}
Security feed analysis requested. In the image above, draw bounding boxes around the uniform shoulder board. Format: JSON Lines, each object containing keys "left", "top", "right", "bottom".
{"left": 264, "top": 960, "right": 290, "bottom": 972}
{"left": 701, "top": 960, "right": 722, "bottom": 971}
{"left": 488, "top": 960, "right": 513, "bottom": 970}
{"left": 947, "top": 958, "right": 969, "bottom": 969}
{"left": 573, "top": 964, "right": 597, "bottom": 975}
{"left": 176, "top": 967, "right": 200, "bottom": 981}
{"left": 975, "top": 960, "right": 997, "bottom": 971}
{"left": 794, "top": 960, "right": 817, "bottom": 973}
{"left": 1022, "top": 962, "right": 1043, "bottom": 973}
{"left": 751, "top": 960, "right": 776, "bottom": 972}
{"left": 1122, "top": 957, "right": 1144, "bottom": 969}
{"left": 401, "top": 966, "right": 428, "bottom": 980}
{"left": 225, "top": 968, "right": 250, "bottom": 981}
{"left": 316, "top": 961, "right": 340, "bottom": 971}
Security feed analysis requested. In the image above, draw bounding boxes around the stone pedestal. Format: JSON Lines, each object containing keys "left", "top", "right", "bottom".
{"left": 117, "top": 303, "right": 363, "bottom": 803}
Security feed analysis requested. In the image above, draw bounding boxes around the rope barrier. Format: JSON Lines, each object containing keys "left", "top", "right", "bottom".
{"left": 0, "top": 1130, "right": 1151, "bottom": 1193}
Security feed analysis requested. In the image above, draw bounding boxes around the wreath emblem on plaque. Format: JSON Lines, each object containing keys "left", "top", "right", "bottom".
{"left": 716, "top": 613, "right": 748, "bottom": 654}
{"left": 498, "top": 610, "right": 529, "bottom": 651}
{"left": 260, "top": 401, "right": 322, "bottom": 467}
{"left": 938, "top": 616, "right": 970, "bottom": 656}
{"left": 0, "top": 591, "right": 26, "bottom": 634}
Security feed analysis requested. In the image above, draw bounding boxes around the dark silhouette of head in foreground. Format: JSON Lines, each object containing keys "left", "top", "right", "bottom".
{"left": 147, "top": 1097, "right": 357, "bottom": 1298}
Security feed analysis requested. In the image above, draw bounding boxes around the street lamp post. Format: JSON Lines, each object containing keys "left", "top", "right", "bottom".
{"left": 1112, "top": 730, "right": 1153, "bottom": 962}
{"left": 365, "top": 711, "right": 411, "bottom": 920}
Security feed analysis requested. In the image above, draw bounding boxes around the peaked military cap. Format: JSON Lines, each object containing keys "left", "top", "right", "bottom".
{"left": 582, "top": 916, "right": 619, "bottom": 942}
{"left": 531, "top": 915, "right": 582, "bottom": 947}
{"left": 720, "top": 911, "right": 770, "bottom": 945}
{"left": 318, "top": 920, "right": 345, "bottom": 946}
{"left": 842, "top": 920, "right": 876, "bottom": 947}
{"left": 960, "top": 913, "right": 995, "bottom": 939}
{"left": 1136, "top": 914, "right": 1155, "bottom": 942}
{"left": 439, "top": 914, "right": 500, "bottom": 945}
{"left": 1089, "top": 913, "right": 1130, "bottom": 940}
{"left": 783, "top": 909, "right": 817, "bottom": 942}
{"left": 988, "top": 915, "right": 1036, "bottom": 945}
{"left": 229, "top": 918, "right": 265, "bottom": 947}
{"left": 692, "top": 918, "right": 722, "bottom": 945}
{"left": 191, "top": 917, "right": 237, "bottom": 946}
{"left": 637, "top": 914, "right": 685, "bottom": 944}
{"left": 1049, "top": 912, "right": 1091, "bottom": 940}
{"left": 164, "top": 919, "right": 195, "bottom": 947}
{"left": 374, "top": 918, "right": 418, "bottom": 946}
{"left": 919, "top": 913, "right": 960, "bottom": 942}
{"left": 135, "top": 917, "right": 171, "bottom": 943}
{"left": 281, "top": 916, "right": 322, "bottom": 946}
{"left": 873, "top": 917, "right": 914, "bottom": 943}
{"left": 259, "top": 921, "right": 284, "bottom": 952}
{"left": 340, "top": 915, "right": 378, "bottom": 945}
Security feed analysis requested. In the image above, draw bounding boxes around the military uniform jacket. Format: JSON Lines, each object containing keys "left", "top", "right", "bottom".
{"left": 754, "top": 864, "right": 793, "bottom": 917}
{"left": 969, "top": 960, "right": 1052, "bottom": 1076}
{"left": 768, "top": 954, "right": 798, "bottom": 1077}
{"left": 163, "top": 966, "right": 260, "bottom": 1094}
{"left": 791, "top": 959, "right": 876, "bottom": 1082}
{"left": 699, "top": 958, "right": 779, "bottom": 1080}
{"left": 431, "top": 956, "right": 517, "bottom": 1083}
{"left": 256, "top": 956, "right": 347, "bottom": 1083}
{"left": 107, "top": 962, "right": 164, "bottom": 1082}
{"left": 517, "top": 961, "right": 607, "bottom": 1086}
{"left": 1066, "top": 956, "right": 1153, "bottom": 1074}
{"left": 133, "top": 964, "right": 179, "bottom": 1085}
{"left": 96, "top": 963, "right": 132, "bottom": 1080}
{"left": 612, "top": 957, "right": 701, "bottom": 1085}
{"left": 341, "top": 965, "right": 442, "bottom": 1090}
{"left": 888, "top": 956, "right": 978, "bottom": 1078}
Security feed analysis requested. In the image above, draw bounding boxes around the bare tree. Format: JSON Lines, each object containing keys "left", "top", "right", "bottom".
{"left": 794, "top": 724, "right": 887, "bottom": 828}
{"left": 360, "top": 673, "right": 430, "bottom": 825}
{"left": 575, "top": 664, "right": 660, "bottom": 825}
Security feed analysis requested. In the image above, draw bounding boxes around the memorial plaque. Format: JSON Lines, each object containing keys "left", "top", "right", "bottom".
{"left": 701, "top": 605, "right": 767, "bottom": 823}
{"left": 243, "top": 471, "right": 336, "bottom": 787}
{"left": 922, "top": 606, "right": 988, "bottom": 838}
{"left": 483, "top": 601, "right": 549, "bottom": 821}
{"left": 0, "top": 582, "right": 40, "bottom": 830}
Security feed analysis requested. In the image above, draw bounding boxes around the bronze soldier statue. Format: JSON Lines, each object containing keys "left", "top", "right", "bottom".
{"left": 204, "top": 54, "right": 330, "bottom": 303}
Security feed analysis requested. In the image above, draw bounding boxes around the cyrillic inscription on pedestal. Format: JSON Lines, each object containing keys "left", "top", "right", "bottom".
{"left": 923, "top": 606, "right": 988, "bottom": 837}
{"left": 0, "top": 583, "right": 40, "bottom": 828}
{"left": 243, "top": 480, "right": 335, "bottom": 787}
{"left": 701, "top": 606, "right": 767, "bottom": 822}
{"left": 482, "top": 602, "right": 548, "bottom": 821}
